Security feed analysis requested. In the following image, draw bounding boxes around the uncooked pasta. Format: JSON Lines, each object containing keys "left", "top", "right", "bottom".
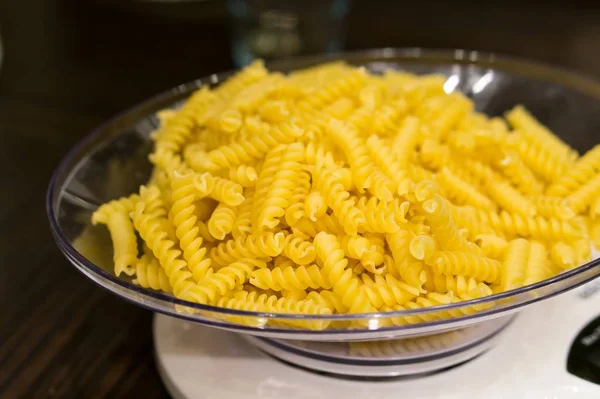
{"left": 91, "top": 59, "right": 598, "bottom": 330}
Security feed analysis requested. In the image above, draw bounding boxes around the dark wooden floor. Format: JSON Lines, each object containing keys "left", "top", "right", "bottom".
{"left": 2, "top": 0, "right": 600, "bottom": 397}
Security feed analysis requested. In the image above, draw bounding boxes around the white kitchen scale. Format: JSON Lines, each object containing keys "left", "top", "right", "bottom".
{"left": 154, "top": 278, "right": 600, "bottom": 399}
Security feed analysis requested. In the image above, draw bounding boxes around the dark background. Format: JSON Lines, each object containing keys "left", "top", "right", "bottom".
{"left": 2, "top": 0, "right": 600, "bottom": 396}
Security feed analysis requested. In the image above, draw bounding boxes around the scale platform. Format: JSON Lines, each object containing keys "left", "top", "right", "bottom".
{"left": 154, "top": 279, "right": 600, "bottom": 399}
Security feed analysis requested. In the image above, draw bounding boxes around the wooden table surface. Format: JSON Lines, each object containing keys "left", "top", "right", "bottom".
{"left": 2, "top": 0, "right": 600, "bottom": 397}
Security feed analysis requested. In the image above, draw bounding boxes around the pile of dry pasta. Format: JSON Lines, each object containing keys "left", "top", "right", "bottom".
{"left": 91, "top": 59, "right": 600, "bottom": 328}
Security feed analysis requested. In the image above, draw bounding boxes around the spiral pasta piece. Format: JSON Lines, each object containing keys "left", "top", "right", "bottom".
{"left": 91, "top": 195, "right": 140, "bottom": 277}
{"left": 229, "top": 73, "right": 286, "bottom": 112}
{"left": 366, "top": 135, "right": 409, "bottom": 186}
{"left": 368, "top": 169, "right": 397, "bottom": 201}
{"left": 252, "top": 145, "right": 286, "bottom": 223}
{"left": 105, "top": 211, "right": 139, "bottom": 277}
{"left": 133, "top": 186, "right": 193, "bottom": 296}
{"left": 522, "top": 241, "right": 551, "bottom": 285}
{"left": 419, "top": 139, "right": 450, "bottom": 171}
{"left": 181, "top": 258, "right": 266, "bottom": 304}
{"left": 506, "top": 131, "right": 568, "bottom": 182}
{"left": 422, "top": 194, "right": 473, "bottom": 252}
{"left": 304, "top": 191, "right": 328, "bottom": 221}
{"left": 437, "top": 167, "right": 496, "bottom": 211}
{"left": 133, "top": 254, "right": 173, "bottom": 292}
{"left": 170, "top": 172, "right": 214, "bottom": 282}
{"left": 474, "top": 234, "right": 508, "bottom": 259}
{"left": 324, "top": 97, "right": 355, "bottom": 119}
{"left": 448, "top": 204, "right": 496, "bottom": 238}
{"left": 296, "top": 68, "right": 367, "bottom": 112}
{"left": 210, "top": 232, "right": 286, "bottom": 267}
{"left": 432, "top": 250, "right": 501, "bottom": 283}
{"left": 197, "top": 120, "right": 304, "bottom": 171}
{"left": 208, "top": 176, "right": 244, "bottom": 206}
{"left": 326, "top": 119, "right": 374, "bottom": 192}
{"left": 212, "top": 60, "right": 269, "bottom": 102}
{"left": 472, "top": 209, "right": 585, "bottom": 242}
{"left": 283, "top": 233, "right": 316, "bottom": 265}
{"left": 429, "top": 93, "right": 472, "bottom": 139}
{"left": 259, "top": 100, "right": 291, "bottom": 123}
{"left": 495, "top": 151, "right": 544, "bottom": 195}
{"left": 231, "top": 188, "right": 254, "bottom": 239}
{"left": 356, "top": 196, "right": 408, "bottom": 233}
{"left": 506, "top": 105, "right": 578, "bottom": 164}
{"left": 547, "top": 145, "right": 600, "bottom": 196}
{"left": 217, "top": 109, "right": 242, "bottom": 134}
{"left": 256, "top": 143, "right": 304, "bottom": 229}
{"left": 361, "top": 274, "right": 421, "bottom": 308}
{"left": 306, "top": 290, "right": 347, "bottom": 313}
{"left": 361, "top": 233, "right": 386, "bottom": 273}
{"left": 292, "top": 214, "right": 344, "bottom": 237}
{"left": 314, "top": 166, "right": 364, "bottom": 235}
{"left": 250, "top": 264, "right": 331, "bottom": 291}
{"left": 411, "top": 180, "right": 440, "bottom": 204}
{"left": 285, "top": 170, "right": 311, "bottom": 226}
{"left": 207, "top": 202, "right": 237, "bottom": 240}
{"left": 534, "top": 196, "right": 576, "bottom": 220}
{"left": 155, "top": 86, "right": 214, "bottom": 154}
{"left": 565, "top": 174, "right": 600, "bottom": 214}
{"left": 386, "top": 229, "right": 427, "bottom": 288}
{"left": 409, "top": 234, "right": 438, "bottom": 263}
{"left": 314, "top": 232, "right": 374, "bottom": 313}
{"left": 501, "top": 238, "right": 529, "bottom": 291}
{"left": 91, "top": 194, "right": 140, "bottom": 225}
{"left": 423, "top": 271, "right": 480, "bottom": 298}
{"left": 216, "top": 291, "right": 331, "bottom": 329}
{"left": 339, "top": 234, "right": 371, "bottom": 260}
{"left": 391, "top": 116, "right": 421, "bottom": 168}
{"left": 485, "top": 179, "right": 536, "bottom": 217}
{"left": 590, "top": 197, "right": 600, "bottom": 219}
{"left": 454, "top": 157, "right": 496, "bottom": 186}
{"left": 574, "top": 239, "right": 592, "bottom": 264}
{"left": 551, "top": 242, "right": 577, "bottom": 270}
{"left": 384, "top": 293, "right": 468, "bottom": 325}
{"left": 224, "top": 164, "right": 257, "bottom": 187}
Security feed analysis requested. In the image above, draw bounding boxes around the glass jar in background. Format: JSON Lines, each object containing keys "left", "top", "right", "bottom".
{"left": 227, "top": 0, "right": 351, "bottom": 67}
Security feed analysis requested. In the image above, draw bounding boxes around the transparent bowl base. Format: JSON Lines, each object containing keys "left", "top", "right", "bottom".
{"left": 154, "top": 312, "right": 514, "bottom": 379}
{"left": 242, "top": 315, "right": 514, "bottom": 377}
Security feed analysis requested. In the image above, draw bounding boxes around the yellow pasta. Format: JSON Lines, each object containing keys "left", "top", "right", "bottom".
{"left": 501, "top": 239, "right": 529, "bottom": 291}
{"left": 91, "top": 59, "right": 600, "bottom": 327}
{"left": 170, "top": 172, "right": 213, "bottom": 282}
{"left": 304, "top": 191, "right": 328, "bottom": 221}
{"left": 207, "top": 202, "right": 237, "bottom": 240}
{"left": 437, "top": 167, "right": 496, "bottom": 211}
{"left": 523, "top": 241, "right": 551, "bottom": 285}
{"left": 92, "top": 195, "right": 140, "bottom": 276}
{"left": 485, "top": 178, "right": 537, "bottom": 217}
{"left": 547, "top": 144, "right": 600, "bottom": 196}
{"left": 132, "top": 186, "right": 194, "bottom": 296}
{"left": 256, "top": 143, "right": 304, "bottom": 230}
{"left": 283, "top": 232, "right": 316, "bottom": 265}
{"left": 250, "top": 264, "right": 331, "bottom": 291}
{"left": 314, "top": 165, "right": 365, "bottom": 235}
{"left": 133, "top": 254, "right": 173, "bottom": 292}
{"left": 210, "top": 232, "right": 286, "bottom": 267}
{"left": 181, "top": 258, "right": 266, "bottom": 304}
{"left": 284, "top": 170, "right": 311, "bottom": 226}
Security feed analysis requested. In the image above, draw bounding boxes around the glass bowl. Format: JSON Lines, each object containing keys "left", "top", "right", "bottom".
{"left": 47, "top": 48, "right": 600, "bottom": 343}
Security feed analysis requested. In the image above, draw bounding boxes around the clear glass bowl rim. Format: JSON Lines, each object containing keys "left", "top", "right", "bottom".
{"left": 47, "top": 47, "right": 600, "bottom": 321}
